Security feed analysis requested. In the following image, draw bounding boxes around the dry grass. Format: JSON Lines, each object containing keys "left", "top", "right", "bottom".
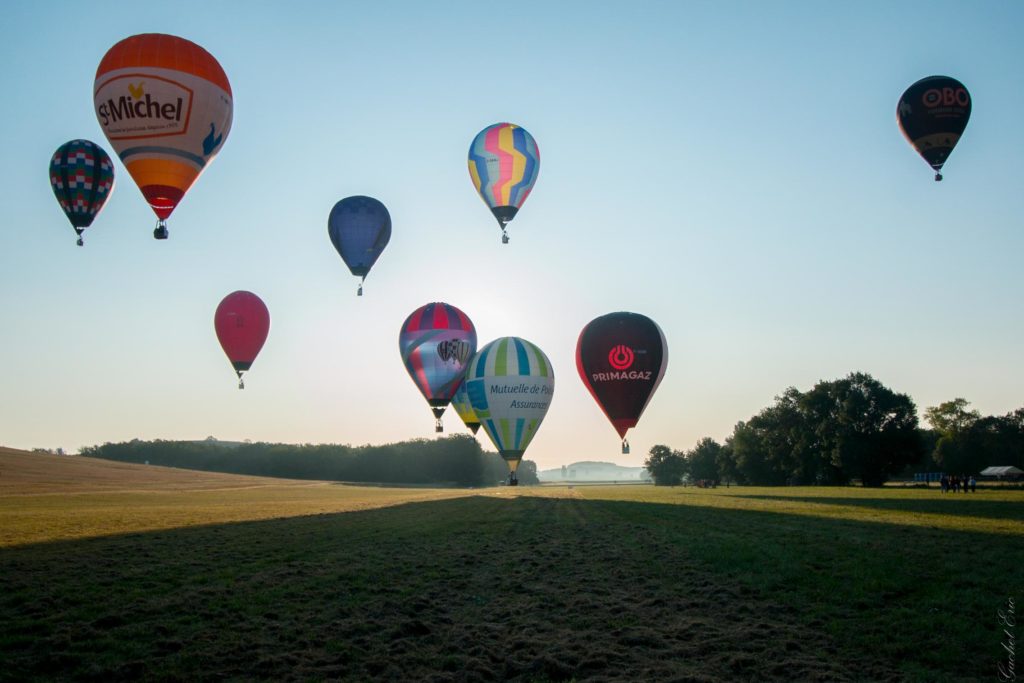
{"left": 0, "top": 448, "right": 297, "bottom": 495}
{"left": 1, "top": 450, "right": 1021, "bottom": 681}
{"left": 571, "top": 483, "right": 1024, "bottom": 535}
{"left": 0, "top": 449, "right": 480, "bottom": 547}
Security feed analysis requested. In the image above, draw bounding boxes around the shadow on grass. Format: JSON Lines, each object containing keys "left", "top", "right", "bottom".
{"left": 730, "top": 493, "right": 1024, "bottom": 522}
{"left": 0, "top": 495, "right": 1014, "bottom": 682}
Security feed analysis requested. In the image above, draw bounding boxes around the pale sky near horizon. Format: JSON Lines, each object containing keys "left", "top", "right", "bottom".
{"left": 1, "top": 2, "right": 1022, "bottom": 470}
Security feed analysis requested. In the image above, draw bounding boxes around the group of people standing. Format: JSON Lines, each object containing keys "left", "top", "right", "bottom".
{"left": 940, "top": 474, "right": 976, "bottom": 493}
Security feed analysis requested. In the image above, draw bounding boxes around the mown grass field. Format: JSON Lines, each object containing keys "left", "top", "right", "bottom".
{"left": 1, "top": 450, "right": 1021, "bottom": 682}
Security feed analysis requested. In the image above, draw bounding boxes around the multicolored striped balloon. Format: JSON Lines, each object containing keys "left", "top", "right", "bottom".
{"left": 49, "top": 140, "right": 115, "bottom": 246}
{"left": 467, "top": 122, "right": 539, "bottom": 243}
{"left": 450, "top": 377, "right": 481, "bottom": 435}
{"left": 94, "top": 34, "right": 233, "bottom": 239}
{"left": 399, "top": 302, "right": 477, "bottom": 432}
{"left": 464, "top": 337, "right": 554, "bottom": 475}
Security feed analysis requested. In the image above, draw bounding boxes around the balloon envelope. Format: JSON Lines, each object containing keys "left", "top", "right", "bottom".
{"left": 450, "top": 378, "right": 481, "bottom": 435}
{"left": 897, "top": 76, "right": 971, "bottom": 180}
{"left": 94, "top": 33, "right": 233, "bottom": 227}
{"left": 49, "top": 140, "right": 115, "bottom": 242}
{"left": 328, "top": 196, "right": 391, "bottom": 287}
{"left": 399, "top": 303, "right": 477, "bottom": 426}
{"left": 465, "top": 337, "right": 554, "bottom": 471}
{"left": 214, "top": 291, "right": 270, "bottom": 384}
{"left": 467, "top": 123, "right": 539, "bottom": 238}
{"left": 576, "top": 312, "right": 667, "bottom": 445}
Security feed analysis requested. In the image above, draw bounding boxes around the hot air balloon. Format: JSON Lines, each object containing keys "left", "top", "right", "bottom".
{"left": 399, "top": 302, "right": 477, "bottom": 432}
{"left": 94, "top": 33, "right": 233, "bottom": 239}
{"left": 328, "top": 196, "right": 391, "bottom": 295}
{"left": 576, "top": 312, "right": 667, "bottom": 454}
{"left": 49, "top": 140, "right": 115, "bottom": 246}
{"left": 465, "top": 337, "right": 554, "bottom": 485}
{"left": 468, "top": 122, "right": 539, "bottom": 244}
{"left": 214, "top": 291, "right": 270, "bottom": 389}
{"left": 450, "top": 377, "right": 481, "bottom": 435}
{"left": 897, "top": 76, "right": 971, "bottom": 181}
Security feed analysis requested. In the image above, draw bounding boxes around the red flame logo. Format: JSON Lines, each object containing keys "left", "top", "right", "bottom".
{"left": 608, "top": 345, "right": 634, "bottom": 370}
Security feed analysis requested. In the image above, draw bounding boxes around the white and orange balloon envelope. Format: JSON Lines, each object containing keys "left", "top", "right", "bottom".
{"left": 94, "top": 34, "right": 233, "bottom": 236}
{"left": 576, "top": 312, "right": 668, "bottom": 453}
{"left": 214, "top": 291, "right": 270, "bottom": 389}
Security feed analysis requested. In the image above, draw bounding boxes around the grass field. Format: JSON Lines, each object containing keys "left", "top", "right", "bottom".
{"left": 1, "top": 450, "right": 1020, "bottom": 681}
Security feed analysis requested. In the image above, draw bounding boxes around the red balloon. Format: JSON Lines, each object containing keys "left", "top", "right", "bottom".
{"left": 576, "top": 312, "right": 668, "bottom": 453}
{"left": 214, "top": 291, "right": 270, "bottom": 389}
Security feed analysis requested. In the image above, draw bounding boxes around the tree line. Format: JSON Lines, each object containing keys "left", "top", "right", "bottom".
{"left": 80, "top": 434, "right": 539, "bottom": 487}
{"left": 645, "top": 372, "right": 1023, "bottom": 487}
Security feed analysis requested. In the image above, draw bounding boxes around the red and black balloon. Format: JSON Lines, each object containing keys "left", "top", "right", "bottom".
{"left": 576, "top": 312, "right": 668, "bottom": 454}
{"left": 214, "top": 291, "right": 270, "bottom": 389}
{"left": 897, "top": 76, "right": 971, "bottom": 181}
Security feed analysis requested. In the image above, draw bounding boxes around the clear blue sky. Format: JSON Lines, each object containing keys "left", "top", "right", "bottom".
{"left": 1, "top": 1, "right": 1022, "bottom": 470}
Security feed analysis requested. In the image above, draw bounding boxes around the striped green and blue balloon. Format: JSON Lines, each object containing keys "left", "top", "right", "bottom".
{"left": 450, "top": 377, "right": 480, "bottom": 435}
{"left": 464, "top": 337, "right": 554, "bottom": 471}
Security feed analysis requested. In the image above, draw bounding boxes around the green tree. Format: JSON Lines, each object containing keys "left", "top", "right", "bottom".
{"left": 729, "top": 389, "right": 811, "bottom": 485}
{"left": 999, "top": 408, "right": 1024, "bottom": 469}
{"left": 517, "top": 459, "right": 540, "bottom": 485}
{"left": 717, "top": 438, "right": 742, "bottom": 485}
{"left": 925, "top": 398, "right": 980, "bottom": 435}
{"left": 924, "top": 401, "right": 1024, "bottom": 475}
{"left": 803, "top": 372, "right": 923, "bottom": 486}
{"left": 644, "top": 444, "right": 686, "bottom": 486}
{"left": 957, "top": 409, "right": 1024, "bottom": 474}
{"left": 729, "top": 420, "right": 781, "bottom": 485}
{"left": 686, "top": 437, "right": 722, "bottom": 482}
{"left": 81, "top": 435, "right": 509, "bottom": 487}
{"left": 926, "top": 398, "right": 982, "bottom": 474}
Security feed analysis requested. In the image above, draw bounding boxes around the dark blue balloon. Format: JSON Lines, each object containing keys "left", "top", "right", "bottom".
{"left": 328, "top": 196, "right": 391, "bottom": 293}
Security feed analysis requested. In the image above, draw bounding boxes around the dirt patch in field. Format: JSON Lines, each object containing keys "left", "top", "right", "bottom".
{"left": 0, "top": 495, "right": 899, "bottom": 682}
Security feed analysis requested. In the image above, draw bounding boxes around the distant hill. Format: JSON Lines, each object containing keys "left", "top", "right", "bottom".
{"left": 538, "top": 461, "right": 651, "bottom": 483}
{"left": 0, "top": 446, "right": 303, "bottom": 495}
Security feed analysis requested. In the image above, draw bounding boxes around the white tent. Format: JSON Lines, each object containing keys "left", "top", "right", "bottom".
{"left": 979, "top": 466, "right": 1024, "bottom": 477}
